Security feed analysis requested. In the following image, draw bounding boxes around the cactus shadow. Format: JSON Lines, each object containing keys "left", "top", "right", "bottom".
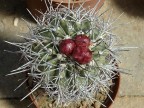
{"left": 0, "top": 0, "right": 33, "bottom": 21}
{"left": 113, "top": 0, "right": 144, "bottom": 18}
{"left": 0, "top": 39, "right": 35, "bottom": 108}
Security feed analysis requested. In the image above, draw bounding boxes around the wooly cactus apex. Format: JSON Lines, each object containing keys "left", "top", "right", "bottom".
{"left": 6, "top": 0, "right": 130, "bottom": 107}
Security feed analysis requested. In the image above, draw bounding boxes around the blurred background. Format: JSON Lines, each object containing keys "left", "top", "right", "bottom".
{"left": 0, "top": 0, "right": 144, "bottom": 108}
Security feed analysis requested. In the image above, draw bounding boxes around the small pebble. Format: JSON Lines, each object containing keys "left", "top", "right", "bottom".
{"left": 13, "top": 17, "right": 19, "bottom": 26}
{"left": 48, "top": 103, "right": 52, "bottom": 108}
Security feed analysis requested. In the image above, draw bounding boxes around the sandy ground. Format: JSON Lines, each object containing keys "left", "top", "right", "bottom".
{"left": 0, "top": 0, "right": 144, "bottom": 108}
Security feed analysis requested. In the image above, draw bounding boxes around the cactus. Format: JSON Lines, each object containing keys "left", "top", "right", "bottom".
{"left": 6, "top": 0, "right": 130, "bottom": 107}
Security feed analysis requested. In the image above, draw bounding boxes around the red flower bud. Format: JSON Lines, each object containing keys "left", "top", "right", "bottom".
{"left": 59, "top": 39, "right": 76, "bottom": 56}
{"left": 72, "top": 46, "right": 92, "bottom": 64}
{"left": 74, "top": 34, "right": 90, "bottom": 47}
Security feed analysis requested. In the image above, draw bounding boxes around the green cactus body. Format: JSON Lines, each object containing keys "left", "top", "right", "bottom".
{"left": 6, "top": 1, "right": 124, "bottom": 107}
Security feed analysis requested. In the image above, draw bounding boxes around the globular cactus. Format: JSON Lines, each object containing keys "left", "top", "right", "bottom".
{"left": 6, "top": 0, "right": 126, "bottom": 107}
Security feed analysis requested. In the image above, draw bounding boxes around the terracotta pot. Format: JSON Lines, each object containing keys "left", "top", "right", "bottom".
{"left": 29, "top": 71, "right": 120, "bottom": 108}
{"left": 101, "top": 72, "right": 120, "bottom": 108}
{"left": 26, "top": 0, "right": 105, "bottom": 17}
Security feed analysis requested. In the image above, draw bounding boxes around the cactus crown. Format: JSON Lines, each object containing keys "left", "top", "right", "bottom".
{"left": 6, "top": 0, "right": 125, "bottom": 107}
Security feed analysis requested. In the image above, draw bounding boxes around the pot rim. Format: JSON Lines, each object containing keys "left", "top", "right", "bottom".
{"left": 101, "top": 72, "right": 120, "bottom": 108}
{"left": 26, "top": 0, "right": 105, "bottom": 18}
{"left": 52, "top": 0, "right": 101, "bottom": 4}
